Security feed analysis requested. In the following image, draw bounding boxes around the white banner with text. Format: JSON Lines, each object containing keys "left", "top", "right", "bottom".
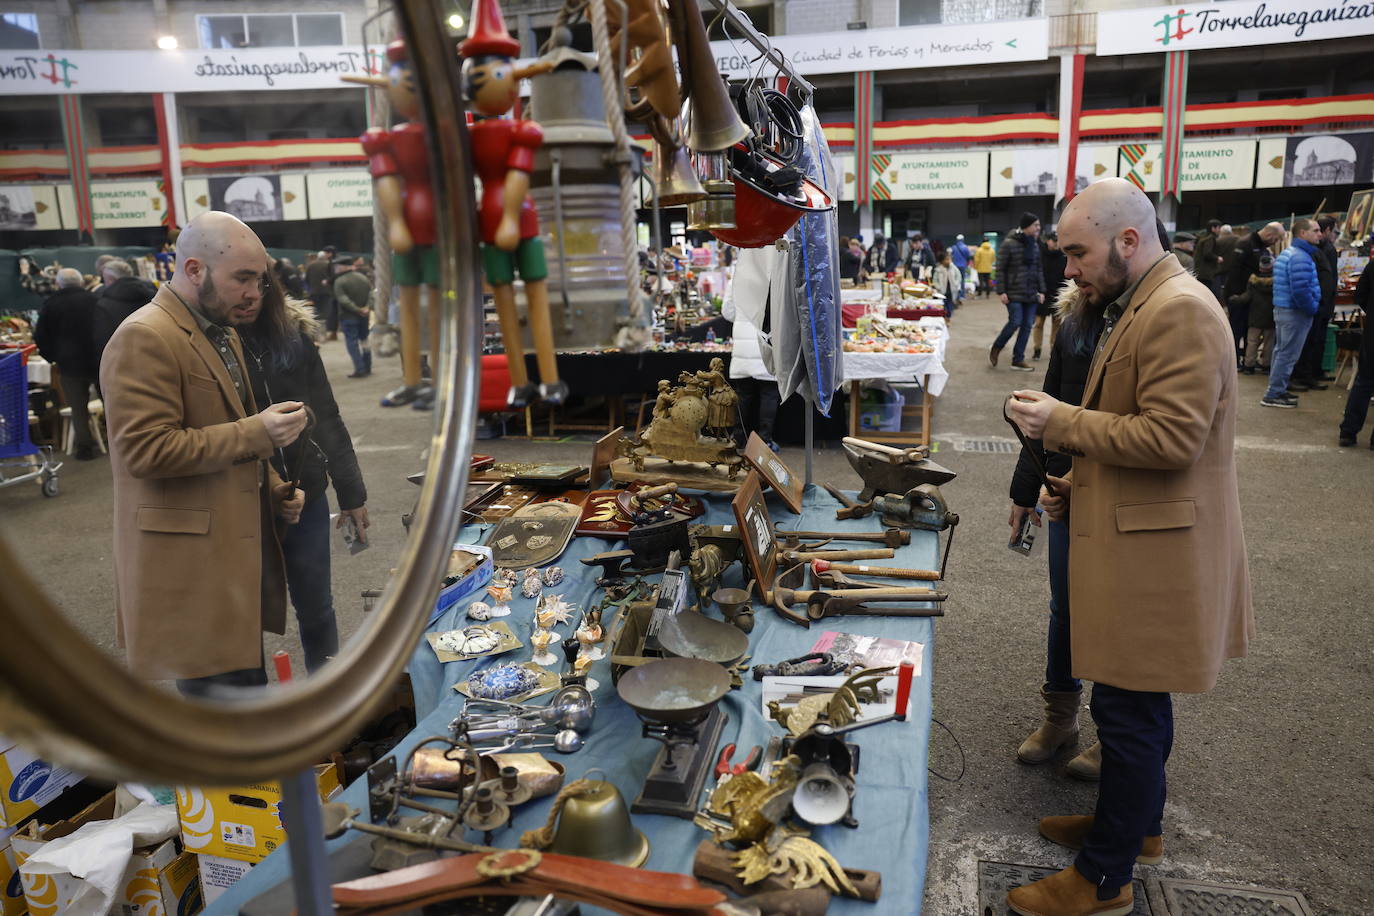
{"left": 1097, "top": 0, "right": 1374, "bottom": 56}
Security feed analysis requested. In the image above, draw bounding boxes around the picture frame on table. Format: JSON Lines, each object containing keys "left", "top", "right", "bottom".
{"left": 742, "top": 432, "right": 804, "bottom": 515}
{"left": 732, "top": 470, "right": 779, "bottom": 591}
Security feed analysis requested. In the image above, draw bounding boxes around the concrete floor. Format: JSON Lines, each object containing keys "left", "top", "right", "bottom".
{"left": 3, "top": 294, "right": 1371, "bottom": 913}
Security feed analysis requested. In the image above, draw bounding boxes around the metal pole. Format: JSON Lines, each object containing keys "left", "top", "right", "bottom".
{"left": 805, "top": 396, "right": 814, "bottom": 488}
{"left": 281, "top": 768, "right": 332, "bottom": 916}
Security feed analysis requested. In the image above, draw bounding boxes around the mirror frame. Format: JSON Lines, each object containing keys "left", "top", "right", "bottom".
{"left": 0, "top": 0, "right": 481, "bottom": 785}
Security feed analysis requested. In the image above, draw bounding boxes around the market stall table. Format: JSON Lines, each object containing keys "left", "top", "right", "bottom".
{"left": 208, "top": 485, "right": 939, "bottom": 915}
{"left": 844, "top": 318, "right": 949, "bottom": 448}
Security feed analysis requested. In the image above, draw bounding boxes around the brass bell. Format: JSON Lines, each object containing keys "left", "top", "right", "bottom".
{"left": 548, "top": 780, "right": 650, "bottom": 867}
{"left": 655, "top": 141, "right": 706, "bottom": 207}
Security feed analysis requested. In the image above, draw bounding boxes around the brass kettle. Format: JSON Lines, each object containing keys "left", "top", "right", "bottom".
{"left": 547, "top": 779, "right": 650, "bottom": 867}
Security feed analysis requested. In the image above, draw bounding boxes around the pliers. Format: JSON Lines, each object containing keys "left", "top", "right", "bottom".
{"left": 714, "top": 743, "right": 762, "bottom": 783}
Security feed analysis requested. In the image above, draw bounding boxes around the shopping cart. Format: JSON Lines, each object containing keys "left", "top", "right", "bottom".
{"left": 0, "top": 346, "right": 61, "bottom": 497}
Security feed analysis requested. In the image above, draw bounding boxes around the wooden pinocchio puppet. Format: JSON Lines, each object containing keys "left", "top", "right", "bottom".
{"left": 459, "top": 0, "right": 565, "bottom": 407}
{"left": 344, "top": 41, "right": 441, "bottom": 409}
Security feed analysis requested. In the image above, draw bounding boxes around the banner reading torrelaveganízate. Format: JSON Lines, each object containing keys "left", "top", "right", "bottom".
{"left": 1097, "top": 0, "right": 1374, "bottom": 56}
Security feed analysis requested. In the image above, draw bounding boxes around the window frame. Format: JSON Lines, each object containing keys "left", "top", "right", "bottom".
{"left": 196, "top": 11, "right": 345, "bottom": 49}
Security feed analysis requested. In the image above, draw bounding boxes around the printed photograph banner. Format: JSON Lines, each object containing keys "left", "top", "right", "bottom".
{"left": 0, "top": 185, "right": 60, "bottom": 231}
{"left": 0, "top": 47, "right": 381, "bottom": 95}
{"left": 1116, "top": 140, "right": 1257, "bottom": 192}
{"left": 712, "top": 19, "right": 1049, "bottom": 79}
{"left": 989, "top": 148, "right": 1059, "bottom": 198}
{"left": 210, "top": 174, "right": 283, "bottom": 222}
{"left": 1074, "top": 146, "right": 1117, "bottom": 193}
{"left": 873, "top": 151, "right": 989, "bottom": 201}
{"left": 1096, "top": 0, "right": 1374, "bottom": 56}
{"left": 306, "top": 170, "right": 373, "bottom": 218}
{"left": 1282, "top": 132, "right": 1374, "bottom": 187}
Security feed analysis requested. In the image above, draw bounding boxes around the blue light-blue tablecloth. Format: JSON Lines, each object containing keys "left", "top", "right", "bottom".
{"left": 208, "top": 484, "right": 935, "bottom": 914}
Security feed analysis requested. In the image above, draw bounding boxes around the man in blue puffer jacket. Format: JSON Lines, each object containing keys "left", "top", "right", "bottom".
{"left": 1262, "top": 219, "right": 1322, "bottom": 408}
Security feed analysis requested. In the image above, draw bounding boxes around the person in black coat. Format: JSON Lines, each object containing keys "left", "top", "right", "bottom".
{"left": 1006, "top": 280, "right": 1106, "bottom": 778}
{"left": 91, "top": 259, "right": 157, "bottom": 370}
{"left": 239, "top": 273, "right": 370, "bottom": 673}
{"left": 1033, "top": 230, "right": 1067, "bottom": 360}
{"left": 1338, "top": 263, "right": 1374, "bottom": 448}
{"left": 34, "top": 268, "right": 102, "bottom": 460}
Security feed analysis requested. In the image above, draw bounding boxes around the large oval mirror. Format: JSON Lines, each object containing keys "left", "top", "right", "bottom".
{"left": 0, "top": 0, "right": 478, "bottom": 784}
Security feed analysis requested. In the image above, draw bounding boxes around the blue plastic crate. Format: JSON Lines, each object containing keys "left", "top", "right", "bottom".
{"left": 0, "top": 350, "right": 39, "bottom": 460}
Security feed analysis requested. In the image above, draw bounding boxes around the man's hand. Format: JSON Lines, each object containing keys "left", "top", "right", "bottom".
{"left": 337, "top": 506, "right": 371, "bottom": 544}
{"left": 1037, "top": 292, "right": 1045, "bottom": 304}
{"left": 999, "top": 292, "right": 1009, "bottom": 305}
{"left": 1009, "top": 503, "right": 1042, "bottom": 533}
{"left": 359, "top": 307, "right": 371, "bottom": 321}
{"left": 1040, "top": 474, "right": 1070, "bottom": 522}
{"left": 1007, "top": 390, "right": 1061, "bottom": 439}
{"left": 273, "top": 482, "right": 305, "bottom": 525}
{"left": 260, "top": 401, "right": 307, "bottom": 447}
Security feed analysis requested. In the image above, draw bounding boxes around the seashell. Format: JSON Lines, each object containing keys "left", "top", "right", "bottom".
{"left": 487, "top": 583, "right": 513, "bottom": 604}
{"left": 467, "top": 601, "right": 492, "bottom": 621}
{"left": 520, "top": 577, "right": 542, "bottom": 599}
{"left": 435, "top": 625, "right": 500, "bottom": 656}
{"left": 541, "top": 566, "right": 565, "bottom": 587}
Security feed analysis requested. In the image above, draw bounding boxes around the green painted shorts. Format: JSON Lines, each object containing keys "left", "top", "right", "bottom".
{"left": 481, "top": 237, "right": 548, "bottom": 286}
{"left": 393, "top": 245, "right": 439, "bottom": 287}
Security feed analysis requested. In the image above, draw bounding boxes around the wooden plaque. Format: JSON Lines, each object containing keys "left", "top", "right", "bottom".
{"left": 732, "top": 470, "right": 779, "bottom": 591}
{"left": 742, "top": 433, "right": 803, "bottom": 515}
{"left": 590, "top": 426, "right": 624, "bottom": 489}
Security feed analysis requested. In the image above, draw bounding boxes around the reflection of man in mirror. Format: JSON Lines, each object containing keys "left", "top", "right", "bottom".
{"left": 101, "top": 211, "right": 309, "bottom": 697}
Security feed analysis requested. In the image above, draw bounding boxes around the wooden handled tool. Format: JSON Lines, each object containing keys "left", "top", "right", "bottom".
{"left": 842, "top": 436, "right": 928, "bottom": 464}
{"left": 780, "top": 547, "right": 894, "bottom": 563}
{"left": 810, "top": 558, "right": 940, "bottom": 582}
{"left": 633, "top": 482, "right": 678, "bottom": 503}
{"left": 773, "top": 527, "right": 909, "bottom": 548}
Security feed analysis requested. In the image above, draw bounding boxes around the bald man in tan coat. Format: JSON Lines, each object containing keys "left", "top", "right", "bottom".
{"left": 1005, "top": 180, "right": 1253, "bottom": 916}
{"left": 101, "top": 212, "right": 309, "bottom": 696}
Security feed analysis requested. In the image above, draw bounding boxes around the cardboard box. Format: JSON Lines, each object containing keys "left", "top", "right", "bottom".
{"left": 195, "top": 854, "right": 250, "bottom": 908}
{"left": 0, "top": 738, "right": 85, "bottom": 830}
{"left": 432, "top": 543, "right": 493, "bottom": 623}
{"left": 11, "top": 793, "right": 113, "bottom": 915}
{"left": 117, "top": 838, "right": 202, "bottom": 916}
{"left": 0, "top": 827, "right": 25, "bottom": 916}
{"left": 175, "top": 764, "right": 341, "bottom": 864}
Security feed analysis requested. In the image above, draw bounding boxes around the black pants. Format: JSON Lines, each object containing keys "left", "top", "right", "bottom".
{"left": 1075, "top": 683, "right": 1173, "bottom": 895}
{"left": 1293, "top": 304, "right": 1334, "bottom": 381}
{"left": 176, "top": 665, "right": 268, "bottom": 699}
{"left": 58, "top": 374, "right": 95, "bottom": 451}
{"left": 1339, "top": 355, "right": 1374, "bottom": 444}
{"left": 732, "top": 377, "right": 779, "bottom": 445}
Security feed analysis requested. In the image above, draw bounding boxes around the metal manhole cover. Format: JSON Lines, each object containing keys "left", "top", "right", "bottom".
{"left": 977, "top": 861, "right": 1151, "bottom": 916}
{"left": 957, "top": 439, "right": 1019, "bottom": 454}
{"left": 1154, "top": 878, "right": 1313, "bottom": 916}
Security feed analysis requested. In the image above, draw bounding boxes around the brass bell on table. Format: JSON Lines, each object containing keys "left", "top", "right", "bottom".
{"left": 547, "top": 779, "right": 650, "bottom": 867}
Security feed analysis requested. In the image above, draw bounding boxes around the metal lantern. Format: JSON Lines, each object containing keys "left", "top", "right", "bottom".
{"left": 527, "top": 41, "right": 630, "bottom": 350}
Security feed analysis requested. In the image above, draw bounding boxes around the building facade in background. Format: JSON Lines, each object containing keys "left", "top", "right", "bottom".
{"left": 1, "top": 0, "right": 1372, "bottom": 252}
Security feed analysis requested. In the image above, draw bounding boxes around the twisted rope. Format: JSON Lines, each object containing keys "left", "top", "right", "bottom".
{"left": 587, "top": 0, "right": 651, "bottom": 351}
{"left": 518, "top": 777, "right": 597, "bottom": 849}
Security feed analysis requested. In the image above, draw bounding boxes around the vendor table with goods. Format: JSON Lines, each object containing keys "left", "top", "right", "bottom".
{"left": 207, "top": 485, "right": 940, "bottom": 915}
{"left": 841, "top": 316, "right": 949, "bottom": 448}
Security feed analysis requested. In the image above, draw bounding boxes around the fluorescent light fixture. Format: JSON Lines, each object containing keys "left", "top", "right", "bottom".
{"left": 156, "top": 35, "right": 178, "bottom": 50}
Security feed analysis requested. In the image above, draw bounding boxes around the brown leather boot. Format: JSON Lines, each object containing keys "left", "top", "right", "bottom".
{"left": 1007, "top": 864, "right": 1133, "bottom": 916}
{"left": 1039, "top": 814, "right": 1164, "bottom": 865}
{"left": 1017, "top": 688, "right": 1081, "bottom": 764}
{"left": 1066, "top": 741, "right": 1102, "bottom": 781}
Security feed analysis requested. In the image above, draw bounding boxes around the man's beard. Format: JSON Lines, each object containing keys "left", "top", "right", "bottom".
{"left": 1088, "top": 243, "right": 1130, "bottom": 306}
{"left": 197, "top": 271, "right": 234, "bottom": 326}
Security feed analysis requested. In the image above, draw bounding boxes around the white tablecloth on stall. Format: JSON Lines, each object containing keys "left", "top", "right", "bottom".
{"left": 27, "top": 356, "right": 51, "bottom": 386}
{"left": 842, "top": 317, "right": 949, "bottom": 396}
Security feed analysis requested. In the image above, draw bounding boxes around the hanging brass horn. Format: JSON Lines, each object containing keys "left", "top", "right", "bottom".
{"left": 670, "top": 0, "right": 750, "bottom": 152}
{"left": 655, "top": 139, "right": 707, "bottom": 206}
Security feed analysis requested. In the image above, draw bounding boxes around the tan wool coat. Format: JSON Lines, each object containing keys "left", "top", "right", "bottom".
{"left": 1042, "top": 254, "right": 1254, "bottom": 694}
{"left": 101, "top": 286, "right": 287, "bottom": 680}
